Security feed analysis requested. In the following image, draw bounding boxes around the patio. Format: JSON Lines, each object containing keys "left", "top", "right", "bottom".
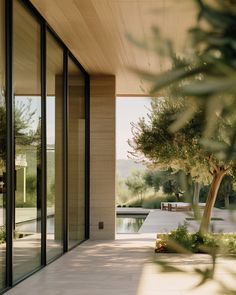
{"left": 5, "top": 208, "right": 236, "bottom": 295}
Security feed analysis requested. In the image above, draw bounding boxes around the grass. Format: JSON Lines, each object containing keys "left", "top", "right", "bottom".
{"left": 117, "top": 194, "right": 178, "bottom": 209}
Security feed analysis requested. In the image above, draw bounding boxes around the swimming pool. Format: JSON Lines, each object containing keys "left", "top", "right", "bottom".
{"left": 116, "top": 214, "right": 146, "bottom": 233}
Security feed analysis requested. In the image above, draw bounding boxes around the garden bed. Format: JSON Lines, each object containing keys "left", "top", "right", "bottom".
{"left": 155, "top": 223, "right": 236, "bottom": 254}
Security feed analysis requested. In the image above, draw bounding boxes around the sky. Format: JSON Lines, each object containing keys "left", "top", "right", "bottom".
{"left": 16, "top": 95, "right": 152, "bottom": 155}
{"left": 116, "top": 97, "right": 151, "bottom": 160}
{"left": 15, "top": 96, "right": 56, "bottom": 144}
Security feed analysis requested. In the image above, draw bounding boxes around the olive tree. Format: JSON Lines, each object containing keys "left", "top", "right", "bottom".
{"left": 129, "top": 97, "right": 235, "bottom": 232}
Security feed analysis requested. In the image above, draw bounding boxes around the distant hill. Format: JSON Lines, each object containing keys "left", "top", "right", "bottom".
{"left": 116, "top": 159, "right": 145, "bottom": 179}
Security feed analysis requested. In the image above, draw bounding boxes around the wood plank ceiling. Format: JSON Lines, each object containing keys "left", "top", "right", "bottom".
{"left": 30, "top": 0, "right": 197, "bottom": 96}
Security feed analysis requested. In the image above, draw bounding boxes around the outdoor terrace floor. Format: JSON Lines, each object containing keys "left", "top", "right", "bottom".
{"left": 5, "top": 208, "right": 236, "bottom": 295}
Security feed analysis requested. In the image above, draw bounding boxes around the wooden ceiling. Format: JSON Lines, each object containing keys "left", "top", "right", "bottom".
{"left": 30, "top": 0, "right": 197, "bottom": 96}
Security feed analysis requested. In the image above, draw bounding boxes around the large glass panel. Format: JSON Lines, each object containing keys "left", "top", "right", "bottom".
{"left": 46, "top": 31, "right": 63, "bottom": 261}
{"left": 68, "top": 58, "right": 85, "bottom": 249}
{"left": 13, "top": 0, "right": 41, "bottom": 282}
{"left": 0, "top": 0, "right": 6, "bottom": 290}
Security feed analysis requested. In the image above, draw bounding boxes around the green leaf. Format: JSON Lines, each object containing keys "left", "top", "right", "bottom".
{"left": 169, "top": 106, "right": 197, "bottom": 133}
{"left": 196, "top": 0, "right": 236, "bottom": 29}
{"left": 149, "top": 66, "right": 205, "bottom": 94}
{"left": 182, "top": 79, "right": 236, "bottom": 96}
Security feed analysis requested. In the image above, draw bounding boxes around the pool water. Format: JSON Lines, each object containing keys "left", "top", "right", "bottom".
{"left": 15, "top": 216, "right": 55, "bottom": 234}
{"left": 16, "top": 215, "right": 147, "bottom": 235}
{"left": 116, "top": 215, "right": 146, "bottom": 233}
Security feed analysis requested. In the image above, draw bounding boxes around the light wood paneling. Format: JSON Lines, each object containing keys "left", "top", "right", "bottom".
{"left": 30, "top": 0, "right": 196, "bottom": 96}
{"left": 90, "top": 75, "right": 116, "bottom": 240}
{"left": 68, "top": 72, "right": 86, "bottom": 243}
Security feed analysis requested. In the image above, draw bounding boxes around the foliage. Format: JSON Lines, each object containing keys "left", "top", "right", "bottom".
{"left": 130, "top": 0, "right": 236, "bottom": 161}
{"left": 125, "top": 196, "right": 143, "bottom": 208}
{"left": 125, "top": 170, "right": 148, "bottom": 199}
{"left": 199, "top": 176, "right": 236, "bottom": 208}
{"left": 47, "top": 182, "right": 55, "bottom": 206}
{"left": 123, "top": 194, "right": 177, "bottom": 209}
{"left": 129, "top": 0, "right": 236, "bottom": 231}
{"left": 0, "top": 106, "right": 7, "bottom": 166}
{"left": 129, "top": 96, "right": 232, "bottom": 185}
{"left": 162, "top": 180, "right": 182, "bottom": 200}
{"left": 155, "top": 223, "right": 236, "bottom": 254}
{"left": 26, "top": 174, "right": 36, "bottom": 195}
{"left": 0, "top": 226, "right": 6, "bottom": 244}
{"left": 117, "top": 166, "right": 194, "bottom": 207}
{"left": 14, "top": 99, "right": 37, "bottom": 146}
{"left": 143, "top": 168, "right": 188, "bottom": 200}
{"left": 129, "top": 95, "right": 235, "bottom": 230}
{"left": 148, "top": 195, "right": 174, "bottom": 208}
{"left": 0, "top": 99, "right": 37, "bottom": 161}
{"left": 218, "top": 174, "right": 234, "bottom": 208}
{"left": 143, "top": 170, "right": 161, "bottom": 192}
{"left": 15, "top": 196, "right": 36, "bottom": 208}
{"left": 168, "top": 222, "right": 193, "bottom": 251}
{"left": 142, "top": 195, "right": 177, "bottom": 209}
{"left": 129, "top": 0, "right": 236, "bottom": 292}
{"left": 116, "top": 173, "right": 133, "bottom": 204}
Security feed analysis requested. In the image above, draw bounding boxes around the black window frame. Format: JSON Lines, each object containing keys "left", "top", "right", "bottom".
{"left": 2, "top": 0, "right": 90, "bottom": 292}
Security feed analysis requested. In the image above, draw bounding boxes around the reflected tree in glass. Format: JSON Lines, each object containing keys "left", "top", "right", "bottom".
{"left": 13, "top": 0, "right": 41, "bottom": 282}
{"left": 0, "top": 0, "right": 6, "bottom": 290}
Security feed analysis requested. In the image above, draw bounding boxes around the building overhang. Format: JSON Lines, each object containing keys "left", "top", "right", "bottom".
{"left": 30, "top": 0, "right": 196, "bottom": 96}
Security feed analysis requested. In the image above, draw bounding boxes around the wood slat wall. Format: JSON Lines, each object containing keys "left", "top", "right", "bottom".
{"left": 90, "top": 75, "right": 116, "bottom": 239}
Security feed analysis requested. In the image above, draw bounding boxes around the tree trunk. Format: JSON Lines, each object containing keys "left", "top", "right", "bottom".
{"left": 199, "top": 169, "right": 226, "bottom": 233}
{"left": 175, "top": 193, "right": 180, "bottom": 201}
{"left": 193, "top": 182, "right": 202, "bottom": 219}
{"left": 224, "top": 194, "right": 230, "bottom": 208}
{"left": 193, "top": 182, "right": 202, "bottom": 205}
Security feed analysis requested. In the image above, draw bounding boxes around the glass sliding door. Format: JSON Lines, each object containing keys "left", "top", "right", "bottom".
{"left": 46, "top": 30, "right": 64, "bottom": 261}
{"left": 0, "top": 0, "right": 89, "bottom": 289}
{"left": 68, "top": 58, "right": 85, "bottom": 249}
{"left": 13, "top": 0, "right": 41, "bottom": 282}
{"left": 0, "top": 0, "right": 6, "bottom": 290}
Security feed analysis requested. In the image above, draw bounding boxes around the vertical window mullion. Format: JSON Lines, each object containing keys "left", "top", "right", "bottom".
{"left": 5, "top": 0, "right": 13, "bottom": 287}
{"left": 63, "top": 48, "right": 68, "bottom": 253}
{"left": 84, "top": 75, "right": 90, "bottom": 240}
{"left": 41, "top": 21, "right": 47, "bottom": 267}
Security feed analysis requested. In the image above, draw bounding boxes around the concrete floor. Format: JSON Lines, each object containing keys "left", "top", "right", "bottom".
{"left": 5, "top": 233, "right": 236, "bottom": 295}
{"left": 6, "top": 233, "right": 155, "bottom": 295}
{"left": 5, "top": 209, "right": 236, "bottom": 295}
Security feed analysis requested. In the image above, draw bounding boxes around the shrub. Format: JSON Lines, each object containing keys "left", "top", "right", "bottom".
{"left": 168, "top": 222, "right": 193, "bottom": 251}
{"left": 125, "top": 194, "right": 181, "bottom": 209}
{"left": 166, "top": 195, "right": 178, "bottom": 202}
{"left": 125, "top": 197, "right": 143, "bottom": 207}
{"left": 0, "top": 226, "right": 6, "bottom": 244}
{"left": 16, "top": 196, "right": 36, "bottom": 208}
{"left": 155, "top": 224, "right": 236, "bottom": 254}
{"left": 227, "top": 238, "right": 236, "bottom": 254}
{"left": 142, "top": 196, "right": 165, "bottom": 209}
{"left": 26, "top": 174, "right": 36, "bottom": 194}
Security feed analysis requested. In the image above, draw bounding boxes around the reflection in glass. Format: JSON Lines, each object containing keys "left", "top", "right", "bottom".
{"left": 13, "top": 0, "right": 41, "bottom": 282}
{"left": 68, "top": 58, "right": 85, "bottom": 249}
{"left": 46, "top": 31, "right": 63, "bottom": 261}
{"left": 0, "top": 0, "right": 6, "bottom": 290}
